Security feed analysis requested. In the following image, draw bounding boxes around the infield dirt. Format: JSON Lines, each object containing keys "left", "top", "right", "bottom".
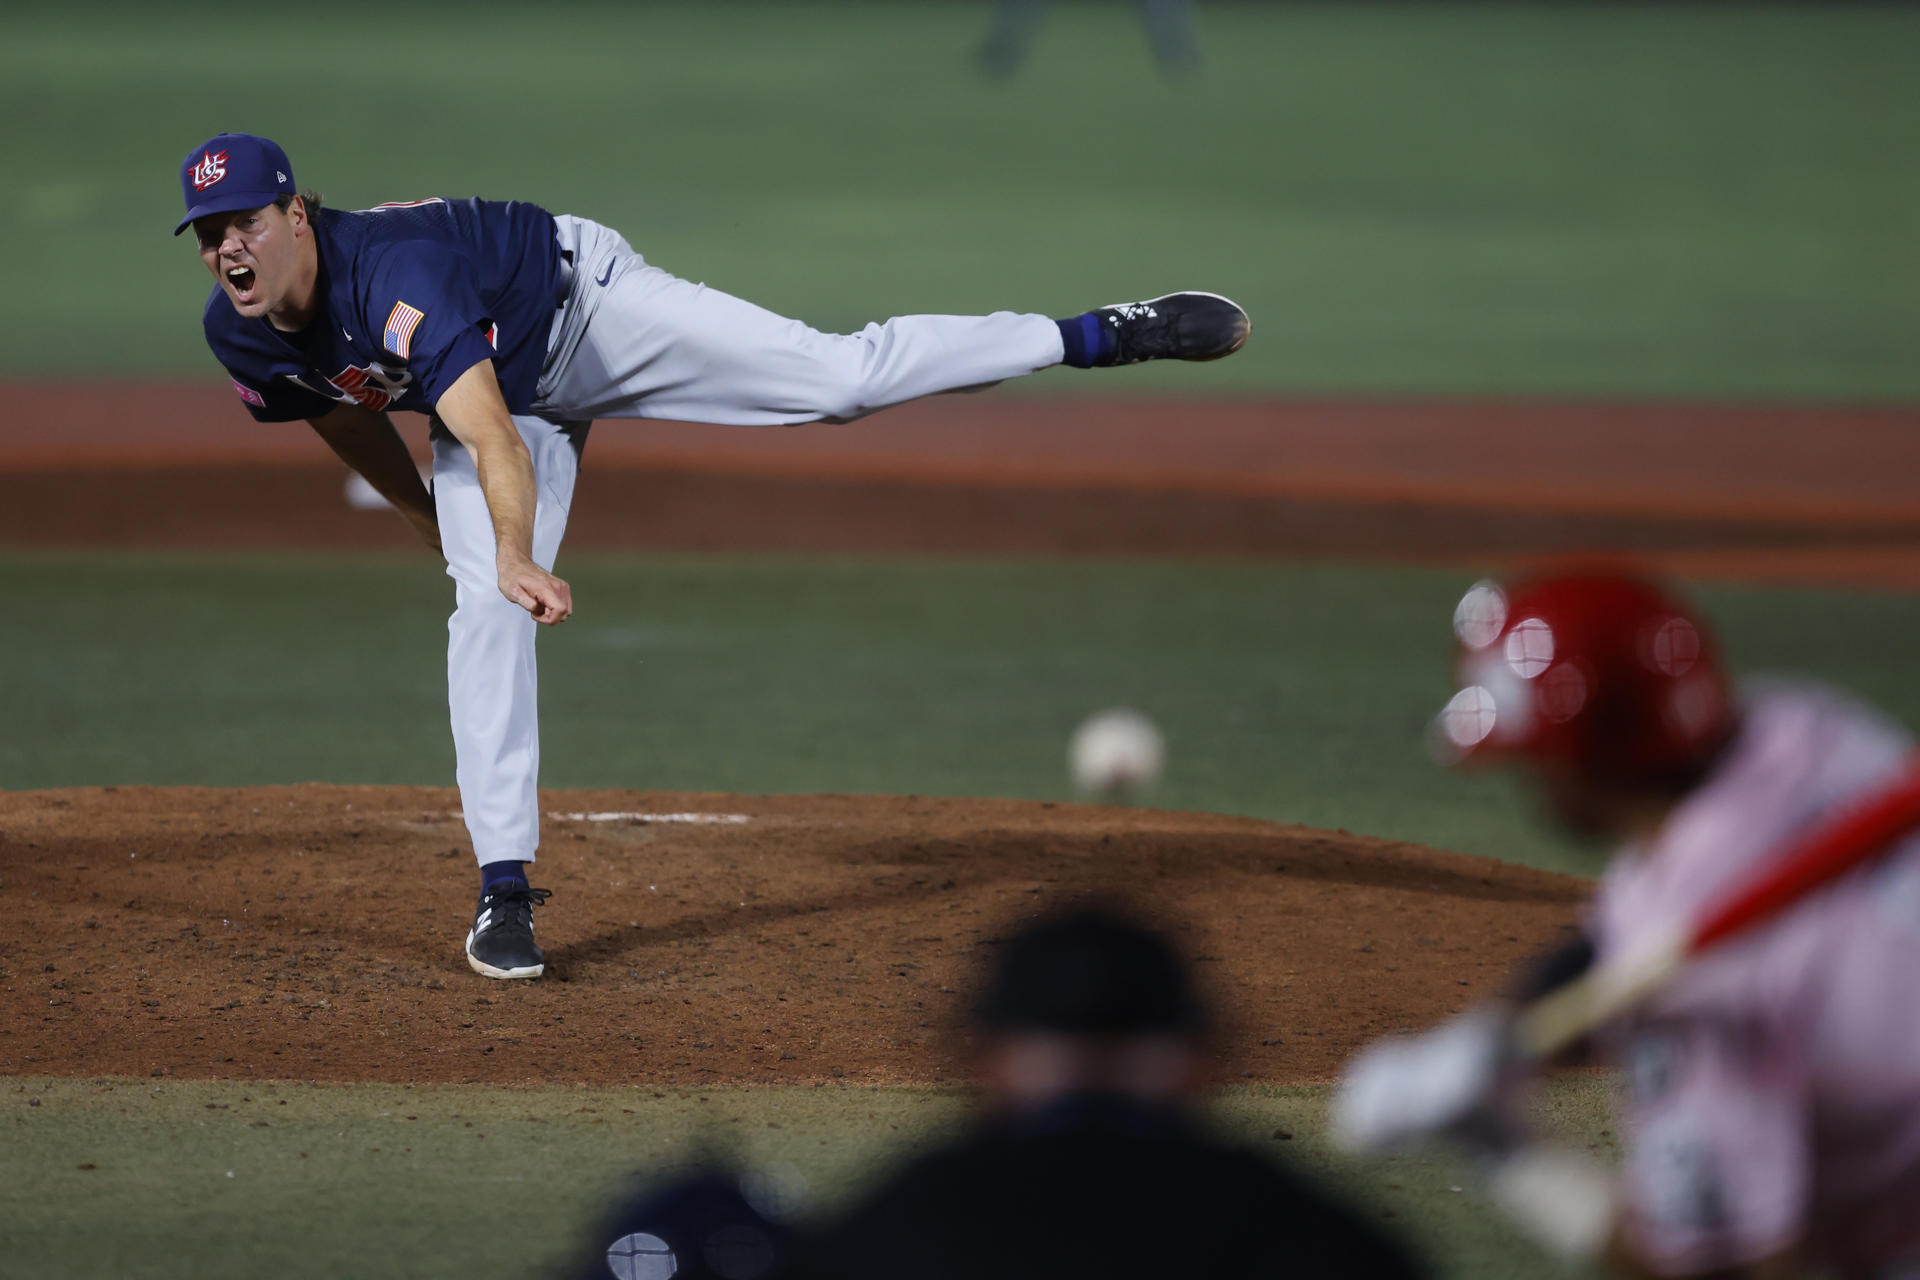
{"left": 0, "top": 786, "right": 1584, "bottom": 1088}
{"left": 3, "top": 385, "right": 1917, "bottom": 583}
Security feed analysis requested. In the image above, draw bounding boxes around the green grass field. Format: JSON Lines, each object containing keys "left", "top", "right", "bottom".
{"left": 1, "top": 1076, "right": 1618, "bottom": 1280}
{"left": 5, "top": 2, "right": 1918, "bottom": 1275}
{"left": 9, "top": 553, "right": 1920, "bottom": 874}
{"left": 7, "top": 1, "right": 1918, "bottom": 396}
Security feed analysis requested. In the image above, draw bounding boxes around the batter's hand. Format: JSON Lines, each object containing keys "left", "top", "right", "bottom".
{"left": 499, "top": 557, "right": 572, "bottom": 625}
{"left": 1332, "top": 1005, "right": 1518, "bottom": 1154}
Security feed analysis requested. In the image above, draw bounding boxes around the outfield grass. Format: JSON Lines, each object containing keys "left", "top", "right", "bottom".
{"left": 0, "top": 1074, "right": 1615, "bottom": 1280}
{"left": 8, "top": 1, "right": 1917, "bottom": 397}
{"left": 7, "top": 551, "right": 1920, "bottom": 877}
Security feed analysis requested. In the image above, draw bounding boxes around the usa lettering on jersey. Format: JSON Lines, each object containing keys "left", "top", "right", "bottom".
{"left": 191, "top": 150, "right": 229, "bottom": 191}
{"left": 230, "top": 377, "right": 265, "bottom": 408}
{"left": 289, "top": 362, "right": 413, "bottom": 413}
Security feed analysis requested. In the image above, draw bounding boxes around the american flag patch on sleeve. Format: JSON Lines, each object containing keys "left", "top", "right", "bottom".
{"left": 231, "top": 378, "right": 265, "bottom": 407}
{"left": 383, "top": 301, "right": 426, "bottom": 358}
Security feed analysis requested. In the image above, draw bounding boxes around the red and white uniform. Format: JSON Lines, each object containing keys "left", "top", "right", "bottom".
{"left": 1592, "top": 680, "right": 1920, "bottom": 1275}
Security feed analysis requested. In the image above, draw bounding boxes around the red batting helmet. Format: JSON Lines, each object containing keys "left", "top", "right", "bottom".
{"left": 1433, "top": 571, "right": 1734, "bottom": 788}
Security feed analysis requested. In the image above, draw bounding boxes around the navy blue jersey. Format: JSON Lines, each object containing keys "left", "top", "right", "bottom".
{"left": 206, "top": 198, "right": 563, "bottom": 422}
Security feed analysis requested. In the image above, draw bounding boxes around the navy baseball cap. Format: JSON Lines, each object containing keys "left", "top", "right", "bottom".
{"left": 174, "top": 133, "right": 296, "bottom": 235}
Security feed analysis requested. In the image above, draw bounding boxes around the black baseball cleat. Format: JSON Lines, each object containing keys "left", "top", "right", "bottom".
{"left": 1093, "top": 292, "right": 1251, "bottom": 365}
{"left": 465, "top": 883, "right": 553, "bottom": 980}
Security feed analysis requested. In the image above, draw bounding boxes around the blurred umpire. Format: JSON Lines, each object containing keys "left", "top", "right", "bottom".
{"left": 782, "top": 902, "right": 1425, "bottom": 1280}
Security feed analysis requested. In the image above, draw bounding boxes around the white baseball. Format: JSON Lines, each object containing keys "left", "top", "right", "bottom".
{"left": 1069, "top": 708, "right": 1165, "bottom": 799}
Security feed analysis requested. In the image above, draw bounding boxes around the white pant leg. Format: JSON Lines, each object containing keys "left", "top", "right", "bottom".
{"left": 432, "top": 413, "right": 586, "bottom": 869}
{"left": 536, "top": 220, "right": 1065, "bottom": 425}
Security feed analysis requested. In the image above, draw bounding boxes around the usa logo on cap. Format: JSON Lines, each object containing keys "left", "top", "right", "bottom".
{"left": 174, "top": 133, "right": 296, "bottom": 236}
{"left": 191, "top": 150, "right": 229, "bottom": 191}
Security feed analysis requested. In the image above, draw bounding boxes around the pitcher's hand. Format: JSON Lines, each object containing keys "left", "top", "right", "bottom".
{"left": 500, "top": 556, "right": 572, "bottom": 626}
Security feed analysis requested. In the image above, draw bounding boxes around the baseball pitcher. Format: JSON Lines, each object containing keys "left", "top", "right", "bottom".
{"left": 174, "top": 133, "right": 1250, "bottom": 982}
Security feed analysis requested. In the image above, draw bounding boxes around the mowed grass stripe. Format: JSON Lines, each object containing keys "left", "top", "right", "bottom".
{"left": 5, "top": 552, "right": 1920, "bottom": 877}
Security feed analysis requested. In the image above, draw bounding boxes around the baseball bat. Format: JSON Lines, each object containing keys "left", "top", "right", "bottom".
{"left": 1511, "top": 758, "right": 1920, "bottom": 1062}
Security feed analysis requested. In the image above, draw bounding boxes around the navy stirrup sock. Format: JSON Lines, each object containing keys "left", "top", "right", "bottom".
{"left": 1055, "top": 313, "right": 1114, "bottom": 368}
{"left": 480, "top": 860, "right": 528, "bottom": 896}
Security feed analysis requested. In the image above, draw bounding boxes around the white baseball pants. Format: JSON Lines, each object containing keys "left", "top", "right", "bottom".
{"left": 436, "top": 215, "right": 1066, "bottom": 866}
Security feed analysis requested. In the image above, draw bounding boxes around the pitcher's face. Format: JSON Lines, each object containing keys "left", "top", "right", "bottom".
{"left": 194, "top": 198, "right": 306, "bottom": 325}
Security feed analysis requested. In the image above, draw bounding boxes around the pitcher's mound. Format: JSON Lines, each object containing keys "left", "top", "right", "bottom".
{"left": 1, "top": 786, "right": 1584, "bottom": 1086}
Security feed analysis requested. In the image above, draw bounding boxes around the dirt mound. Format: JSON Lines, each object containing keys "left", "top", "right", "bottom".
{"left": 0, "top": 786, "right": 1584, "bottom": 1087}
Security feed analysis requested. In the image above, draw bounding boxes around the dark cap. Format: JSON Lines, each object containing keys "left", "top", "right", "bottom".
{"left": 174, "top": 133, "right": 296, "bottom": 235}
{"left": 973, "top": 903, "right": 1207, "bottom": 1039}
